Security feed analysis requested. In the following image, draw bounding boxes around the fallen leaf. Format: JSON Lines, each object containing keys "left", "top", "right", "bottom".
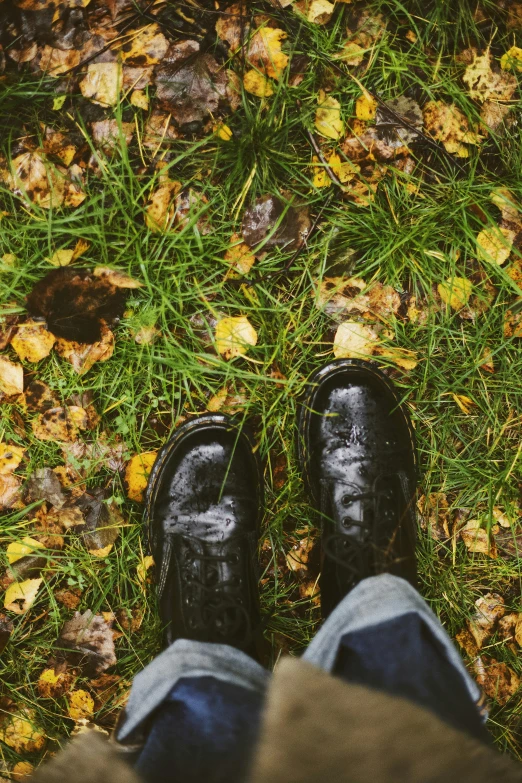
{"left": 490, "top": 187, "right": 520, "bottom": 222}
{"left": 93, "top": 267, "right": 143, "bottom": 289}
{"left": 246, "top": 26, "right": 288, "bottom": 79}
{"left": 215, "top": 315, "right": 258, "bottom": 359}
{"left": 492, "top": 506, "right": 513, "bottom": 528}
{"left": 68, "top": 690, "right": 95, "bottom": 721}
{"left": 338, "top": 41, "right": 365, "bottom": 67}
{"left": 480, "top": 100, "right": 512, "bottom": 133}
{"left": 74, "top": 490, "right": 123, "bottom": 554}
{"left": 121, "top": 24, "right": 169, "bottom": 66}
{"left": 207, "top": 385, "right": 248, "bottom": 414}
{"left": 476, "top": 226, "right": 515, "bottom": 265}
{"left": 463, "top": 49, "right": 517, "bottom": 102}
{"left": 315, "top": 90, "right": 344, "bottom": 140}
{"left": 225, "top": 234, "right": 256, "bottom": 276}
{"left": 452, "top": 393, "right": 476, "bottom": 415}
{"left": 125, "top": 452, "right": 157, "bottom": 502}
{"left": 437, "top": 277, "right": 473, "bottom": 309}
{"left": 0, "top": 614, "right": 13, "bottom": 654}
{"left": 55, "top": 588, "right": 82, "bottom": 609}
{"left": 48, "top": 249, "right": 74, "bottom": 267}
{"left": 0, "top": 709, "right": 46, "bottom": 753}
{"left": 4, "top": 578, "right": 43, "bottom": 614}
{"left": 22, "top": 380, "right": 59, "bottom": 412}
{"left": 80, "top": 62, "right": 122, "bottom": 107}
{"left": 0, "top": 444, "right": 25, "bottom": 475}
{"left": 241, "top": 194, "right": 310, "bottom": 255}
{"left": 91, "top": 120, "right": 134, "bottom": 153}
{"left": 375, "top": 96, "right": 423, "bottom": 147}
{"left": 130, "top": 89, "right": 149, "bottom": 110}
{"left": 355, "top": 91, "right": 377, "bottom": 121}
{"left": 37, "top": 668, "right": 73, "bottom": 699}
{"left": 504, "top": 300, "right": 522, "bottom": 338}
{"left": 23, "top": 467, "right": 66, "bottom": 508}
{"left": 55, "top": 327, "right": 115, "bottom": 374}
{"left": 286, "top": 537, "right": 315, "bottom": 573}
{"left": 456, "top": 627, "right": 479, "bottom": 659}
{"left": 460, "top": 519, "right": 497, "bottom": 558}
{"left": 467, "top": 593, "right": 505, "bottom": 649}
{"left": 10, "top": 321, "right": 56, "bottom": 362}
{"left": 145, "top": 179, "right": 182, "bottom": 232}
{"left": 423, "top": 101, "right": 482, "bottom": 157}
{"left": 6, "top": 538, "right": 44, "bottom": 565}
{"left": 40, "top": 45, "right": 80, "bottom": 76}
{"left": 0, "top": 356, "right": 24, "bottom": 395}
{"left": 136, "top": 555, "right": 154, "bottom": 585}
{"left": 474, "top": 657, "right": 520, "bottom": 705}
{"left": 133, "top": 325, "right": 159, "bottom": 345}
{"left": 6, "top": 151, "right": 66, "bottom": 209}
{"left": 418, "top": 492, "right": 450, "bottom": 541}
{"left": 11, "top": 761, "right": 33, "bottom": 781}
{"left": 0, "top": 475, "right": 22, "bottom": 509}
{"left": 32, "top": 407, "right": 88, "bottom": 443}
{"left": 375, "top": 345, "right": 418, "bottom": 371}
{"left": 333, "top": 320, "right": 379, "bottom": 359}
{"left": 500, "top": 45, "right": 522, "bottom": 72}
{"left": 57, "top": 610, "right": 117, "bottom": 677}
{"left": 243, "top": 69, "right": 275, "bottom": 97}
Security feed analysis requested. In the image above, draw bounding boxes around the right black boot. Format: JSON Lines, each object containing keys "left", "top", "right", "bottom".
{"left": 298, "top": 359, "right": 418, "bottom": 618}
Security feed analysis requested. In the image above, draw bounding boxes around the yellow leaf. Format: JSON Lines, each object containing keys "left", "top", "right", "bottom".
{"left": 37, "top": 668, "right": 73, "bottom": 698}
{"left": 215, "top": 315, "right": 258, "bottom": 359}
{"left": 137, "top": 555, "right": 154, "bottom": 584}
{"left": 243, "top": 69, "right": 274, "bottom": 97}
{"left": 452, "top": 393, "right": 476, "bottom": 415}
{"left": 375, "top": 346, "right": 418, "bottom": 370}
{"left": 315, "top": 90, "right": 344, "bottom": 140}
{"left": 333, "top": 321, "right": 378, "bottom": 359}
{"left": 215, "top": 123, "right": 233, "bottom": 141}
{"left": 463, "top": 49, "right": 517, "bottom": 103}
{"left": 130, "top": 89, "right": 149, "bottom": 110}
{"left": 125, "top": 452, "right": 157, "bottom": 502}
{"left": 0, "top": 443, "right": 25, "bottom": 475}
{"left": 246, "top": 27, "right": 288, "bottom": 79}
{"left": 0, "top": 710, "right": 46, "bottom": 753}
{"left": 72, "top": 239, "right": 90, "bottom": 260}
{"left": 500, "top": 45, "right": 522, "bottom": 72}
{"left": 476, "top": 226, "right": 515, "bottom": 265}
{"left": 79, "top": 62, "right": 121, "bottom": 107}
{"left": 224, "top": 234, "right": 255, "bottom": 275}
{"left": 489, "top": 187, "right": 519, "bottom": 221}
{"left": 121, "top": 24, "right": 169, "bottom": 67}
{"left": 307, "top": 0, "right": 335, "bottom": 24}
{"left": 338, "top": 41, "right": 365, "bottom": 66}
{"left": 68, "top": 689, "right": 94, "bottom": 721}
{"left": 11, "top": 321, "right": 56, "bottom": 362}
{"left": 6, "top": 537, "right": 44, "bottom": 565}
{"left": 1, "top": 253, "right": 17, "bottom": 267}
{"left": 32, "top": 405, "right": 88, "bottom": 442}
{"left": 93, "top": 267, "right": 143, "bottom": 288}
{"left": 12, "top": 761, "right": 34, "bottom": 781}
{"left": 423, "top": 101, "right": 482, "bottom": 157}
{"left": 88, "top": 544, "right": 113, "bottom": 557}
{"left": 460, "top": 519, "right": 496, "bottom": 558}
{"left": 47, "top": 249, "right": 74, "bottom": 266}
{"left": 355, "top": 92, "right": 377, "bottom": 121}
{"left": 0, "top": 356, "right": 24, "bottom": 395}
{"left": 4, "top": 578, "right": 43, "bottom": 614}
{"left": 437, "top": 277, "right": 473, "bottom": 309}
{"left": 145, "top": 180, "right": 182, "bottom": 232}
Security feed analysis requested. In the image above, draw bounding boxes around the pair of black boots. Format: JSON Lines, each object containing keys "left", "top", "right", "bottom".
{"left": 146, "top": 359, "right": 418, "bottom": 657}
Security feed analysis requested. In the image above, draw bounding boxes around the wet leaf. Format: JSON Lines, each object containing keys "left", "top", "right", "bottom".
{"left": 452, "top": 393, "right": 476, "bottom": 415}
{"left": 0, "top": 709, "right": 46, "bottom": 753}
{"left": 57, "top": 610, "right": 116, "bottom": 677}
{"left": 91, "top": 120, "right": 134, "bottom": 153}
{"left": 315, "top": 90, "right": 344, "bottom": 140}
{"left": 40, "top": 46, "right": 80, "bottom": 76}
{"left": 6, "top": 151, "right": 84, "bottom": 209}
{"left": 423, "top": 101, "right": 482, "bottom": 157}
{"left": 4, "top": 578, "right": 43, "bottom": 614}
{"left": 437, "top": 277, "right": 473, "bottom": 309}
{"left": 27, "top": 267, "right": 127, "bottom": 343}
{"left": 125, "top": 452, "right": 157, "bottom": 502}
{"left": 215, "top": 315, "right": 258, "bottom": 359}
{"left": 32, "top": 406, "right": 88, "bottom": 443}
{"left": 11, "top": 321, "right": 56, "bottom": 362}
{"left": 22, "top": 379, "right": 59, "bottom": 412}
{"left": 23, "top": 467, "right": 66, "bottom": 507}
{"left": 500, "top": 45, "right": 522, "bottom": 72}
{"left": 37, "top": 668, "right": 73, "bottom": 699}
{"left": 476, "top": 226, "right": 514, "bottom": 265}
{"left": 463, "top": 49, "right": 517, "bottom": 103}
{"left": 418, "top": 492, "right": 450, "bottom": 541}
{"left": 80, "top": 62, "right": 121, "bottom": 107}
{"left": 504, "top": 300, "right": 522, "bottom": 338}
{"left": 155, "top": 52, "right": 228, "bottom": 129}
{"left": 136, "top": 555, "right": 154, "bottom": 585}
{"left": 286, "top": 537, "right": 315, "bottom": 573}
{"left": 241, "top": 194, "right": 310, "bottom": 255}
{"left": 55, "top": 326, "right": 115, "bottom": 374}
{"left": 0, "top": 614, "right": 13, "bottom": 654}
{"left": 246, "top": 26, "right": 288, "bottom": 79}
{"left": 333, "top": 320, "right": 379, "bottom": 359}
{"left": 0, "top": 356, "right": 24, "bottom": 395}
{"left": 68, "top": 690, "right": 94, "bottom": 721}
{"left": 225, "top": 234, "right": 256, "bottom": 276}
{"left": 474, "top": 657, "right": 520, "bottom": 705}
{"left": 375, "top": 96, "right": 423, "bottom": 147}
{"left": 55, "top": 588, "right": 82, "bottom": 609}
{"left": 74, "top": 490, "right": 123, "bottom": 554}
{"left": 0, "top": 444, "right": 25, "bottom": 475}
{"left": 121, "top": 24, "right": 169, "bottom": 67}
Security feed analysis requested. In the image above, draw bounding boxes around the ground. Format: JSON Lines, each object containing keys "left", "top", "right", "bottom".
{"left": 1, "top": 0, "right": 522, "bottom": 772}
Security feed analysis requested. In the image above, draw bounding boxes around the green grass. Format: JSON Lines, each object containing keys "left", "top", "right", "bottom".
{"left": 2, "top": 0, "right": 522, "bottom": 765}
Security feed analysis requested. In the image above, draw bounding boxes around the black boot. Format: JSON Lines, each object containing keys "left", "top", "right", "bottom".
{"left": 298, "top": 359, "right": 417, "bottom": 618}
{"left": 145, "top": 415, "right": 263, "bottom": 656}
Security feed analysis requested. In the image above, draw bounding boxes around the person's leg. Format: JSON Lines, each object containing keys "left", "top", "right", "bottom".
{"left": 303, "top": 573, "right": 488, "bottom": 742}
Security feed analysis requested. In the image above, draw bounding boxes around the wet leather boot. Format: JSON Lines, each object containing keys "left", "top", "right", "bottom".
{"left": 145, "top": 415, "right": 263, "bottom": 656}
{"left": 298, "top": 359, "right": 417, "bottom": 617}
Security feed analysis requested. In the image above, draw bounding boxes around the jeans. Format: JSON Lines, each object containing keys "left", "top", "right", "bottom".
{"left": 114, "top": 575, "right": 487, "bottom": 783}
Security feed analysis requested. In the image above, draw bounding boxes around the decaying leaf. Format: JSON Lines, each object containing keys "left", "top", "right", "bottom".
{"left": 225, "top": 234, "right": 256, "bottom": 276}
{"left": 7, "top": 537, "right": 44, "bottom": 565}
{"left": 0, "top": 443, "right": 25, "bottom": 475}
{"left": 504, "top": 300, "right": 522, "bottom": 338}
{"left": 68, "top": 690, "right": 95, "bottom": 721}
{"left": 463, "top": 49, "right": 517, "bottom": 103}
{"left": 0, "top": 614, "right": 13, "bottom": 654}
{"left": 125, "top": 452, "right": 157, "bottom": 502}
{"left": 243, "top": 70, "right": 274, "bottom": 98}
{"left": 286, "top": 537, "right": 315, "bottom": 573}
{"left": 55, "top": 327, "right": 115, "bottom": 374}
{"left": 437, "top": 277, "right": 473, "bottom": 310}
{"left": 121, "top": 24, "right": 169, "bottom": 66}
{"left": 215, "top": 316, "right": 258, "bottom": 359}
{"left": 23, "top": 467, "right": 66, "bottom": 507}
{"left": 423, "top": 101, "right": 482, "bottom": 157}
{"left": 500, "top": 45, "right": 522, "bottom": 72}
{"left": 74, "top": 490, "right": 123, "bottom": 555}
{"left": 460, "top": 519, "right": 497, "bottom": 558}
{"left": 467, "top": 593, "right": 505, "bottom": 649}
{"left": 10, "top": 321, "right": 56, "bottom": 363}
{"left": 4, "top": 578, "right": 43, "bottom": 614}
{"left": 316, "top": 277, "right": 401, "bottom": 321}
{"left": 5, "top": 151, "right": 85, "bottom": 209}
{"left": 418, "top": 493, "right": 450, "bottom": 541}
{"left": 246, "top": 26, "right": 288, "bottom": 79}
{"left": 145, "top": 179, "right": 182, "bottom": 232}
{"left": 474, "top": 657, "right": 520, "bottom": 705}
{"left": 32, "top": 406, "right": 88, "bottom": 443}
{"left": 333, "top": 320, "right": 379, "bottom": 359}
{"left": 207, "top": 385, "right": 248, "bottom": 414}
{"left": 55, "top": 588, "right": 82, "bottom": 610}
{"left": 315, "top": 90, "right": 344, "bottom": 140}
{"left": 93, "top": 268, "right": 143, "bottom": 289}
{"left": 0, "top": 356, "right": 24, "bottom": 396}
{"left": 0, "top": 475, "right": 22, "bottom": 510}
{"left": 37, "top": 668, "right": 73, "bottom": 699}
{"left": 136, "top": 555, "right": 154, "bottom": 585}
{"left": 22, "top": 380, "right": 59, "bottom": 412}
{"left": 476, "top": 226, "right": 515, "bottom": 265}
{"left": 241, "top": 194, "right": 310, "bottom": 255}
{"left": 0, "top": 709, "right": 46, "bottom": 753}
{"left": 80, "top": 62, "right": 122, "bottom": 107}
{"left": 57, "top": 610, "right": 117, "bottom": 677}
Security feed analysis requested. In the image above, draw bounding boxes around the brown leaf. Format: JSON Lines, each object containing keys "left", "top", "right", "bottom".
{"left": 0, "top": 614, "right": 13, "bottom": 654}
{"left": 145, "top": 179, "right": 182, "bottom": 232}
{"left": 0, "top": 314, "right": 20, "bottom": 350}
{"left": 286, "top": 537, "right": 315, "bottom": 574}
{"left": 467, "top": 593, "right": 505, "bottom": 649}
{"left": 0, "top": 356, "right": 24, "bottom": 396}
{"left": 91, "top": 120, "right": 134, "bottom": 153}
{"left": 0, "top": 475, "right": 22, "bottom": 510}
{"left": 0, "top": 443, "right": 25, "bottom": 475}
{"left": 37, "top": 668, "right": 73, "bottom": 699}
{"left": 417, "top": 492, "right": 450, "bottom": 541}
{"left": 93, "top": 267, "right": 143, "bottom": 289}
{"left": 423, "top": 101, "right": 482, "bottom": 157}
{"left": 55, "top": 588, "right": 82, "bottom": 610}
{"left": 74, "top": 489, "right": 123, "bottom": 554}
{"left": 23, "top": 467, "right": 66, "bottom": 508}
{"left": 242, "top": 194, "right": 310, "bottom": 256}
{"left": 216, "top": 2, "right": 249, "bottom": 50}
{"left": 32, "top": 406, "right": 88, "bottom": 443}
{"left": 474, "top": 657, "right": 520, "bottom": 705}
{"left": 460, "top": 519, "right": 497, "bottom": 558}
{"left": 57, "top": 610, "right": 117, "bottom": 677}
{"left": 21, "top": 380, "right": 59, "bottom": 412}
{"left": 55, "top": 326, "right": 115, "bottom": 374}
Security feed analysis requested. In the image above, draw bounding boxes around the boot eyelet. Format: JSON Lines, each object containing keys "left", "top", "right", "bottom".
{"left": 228, "top": 553, "right": 239, "bottom": 564}
{"left": 342, "top": 494, "right": 353, "bottom": 506}
{"left": 342, "top": 517, "right": 352, "bottom": 528}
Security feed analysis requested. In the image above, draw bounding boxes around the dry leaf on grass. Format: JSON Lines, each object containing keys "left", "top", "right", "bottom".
{"left": 460, "top": 519, "right": 497, "bottom": 558}
{"left": 37, "top": 668, "right": 73, "bottom": 699}
{"left": 11, "top": 321, "right": 56, "bottom": 362}
{"left": 215, "top": 316, "right": 258, "bottom": 359}
{"left": 0, "top": 356, "right": 23, "bottom": 395}
{"left": 463, "top": 49, "right": 517, "bottom": 103}
{"left": 80, "top": 62, "right": 121, "bottom": 107}
{"left": 74, "top": 490, "right": 124, "bottom": 555}
{"left": 125, "top": 452, "right": 157, "bottom": 502}
{"left": 5, "top": 151, "right": 85, "bottom": 209}
{"left": 57, "top": 610, "right": 117, "bottom": 677}
{"left": 136, "top": 555, "right": 154, "bottom": 585}
{"left": 0, "top": 709, "right": 46, "bottom": 753}
{"left": 47, "top": 249, "right": 74, "bottom": 267}
{"left": 437, "top": 277, "right": 473, "bottom": 310}
{"left": 32, "top": 406, "right": 88, "bottom": 443}
{"left": 4, "top": 578, "right": 43, "bottom": 614}
{"left": 333, "top": 321, "right": 379, "bottom": 359}
{"left": 417, "top": 493, "right": 450, "bottom": 541}
{"left": 476, "top": 226, "right": 515, "bottom": 265}
{"left": 467, "top": 593, "right": 505, "bottom": 649}
{"left": 55, "top": 588, "right": 82, "bottom": 610}
{"left": 474, "top": 657, "right": 520, "bottom": 705}
{"left": 503, "top": 301, "right": 522, "bottom": 338}
{"left": 423, "top": 101, "right": 482, "bottom": 157}
{"left": 0, "top": 444, "right": 25, "bottom": 475}
{"left": 7, "top": 538, "right": 44, "bottom": 564}
{"left": 501, "top": 45, "right": 522, "bottom": 72}
{"left": 315, "top": 90, "right": 344, "bottom": 140}
{"left": 68, "top": 690, "right": 95, "bottom": 721}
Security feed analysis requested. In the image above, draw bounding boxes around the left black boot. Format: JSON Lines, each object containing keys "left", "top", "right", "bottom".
{"left": 145, "top": 415, "right": 263, "bottom": 656}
